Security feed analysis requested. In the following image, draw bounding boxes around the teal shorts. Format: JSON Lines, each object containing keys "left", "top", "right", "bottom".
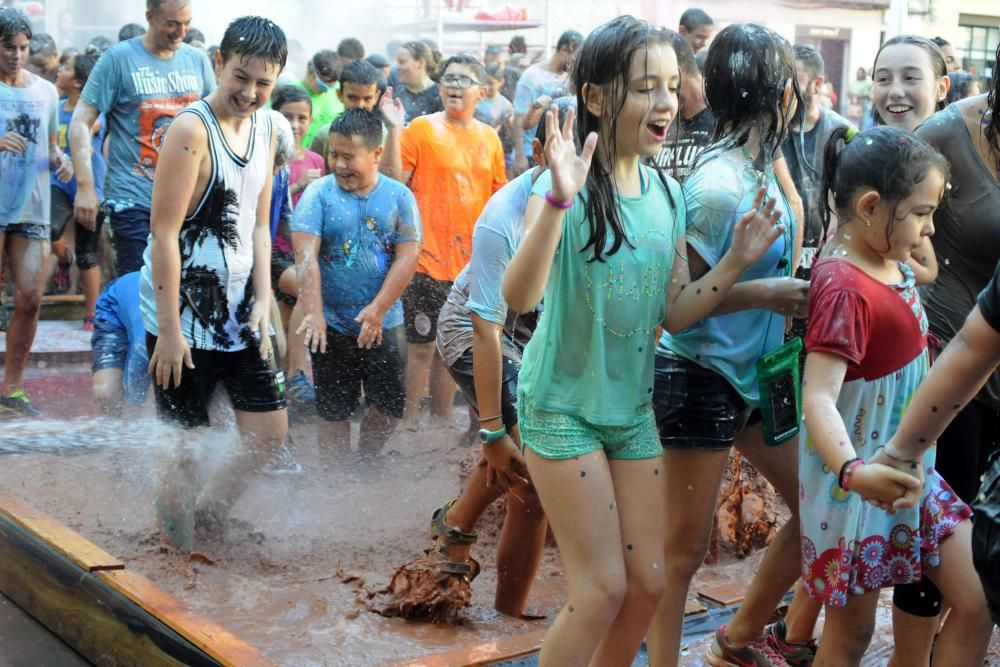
{"left": 519, "top": 395, "right": 662, "bottom": 461}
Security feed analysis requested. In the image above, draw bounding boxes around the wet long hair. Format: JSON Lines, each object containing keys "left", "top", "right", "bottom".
{"left": 702, "top": 23, "right": 801, "bottom": 155}
{"left": 986, "top": 40, "right": 1000, "bottom": 175}
{"left": 821, "top": 125, "right": 949, "bottom": 250}
{"left": 871, "top": 35, "right": 948, "bottom": 127}
{"left": 572, "top": 15, "right": 676, "bottom": 262}
{"left": 0, "top": 7, "right": 31, "bottom": 44}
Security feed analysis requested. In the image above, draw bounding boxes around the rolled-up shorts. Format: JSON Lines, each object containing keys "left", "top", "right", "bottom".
{"left": 447, "top": 349, "right": 519, "bottom": 431}
{"left": 519, "top": 392, "right": 661, "bottom": 461}
{"left": 92, "top": 307, "right": 150, "bottom": 406}
{"left": 653, "top": 351, "right": 760, "bottom": 450}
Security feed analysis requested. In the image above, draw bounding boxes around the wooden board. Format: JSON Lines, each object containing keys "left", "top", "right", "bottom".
{"left": 697, "top": 582, "right": 747, "bottom": 607}
{"left": 385, "top": 628, "right": 547, "bottom": 667}
{"left": 100, "top": 569, "right": 275, "bottom": 667}
{"left": 0, "top": 490, "right": 123, "bottom": 573}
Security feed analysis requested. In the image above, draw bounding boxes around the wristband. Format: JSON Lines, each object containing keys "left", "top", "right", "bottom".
{"left": 838, "top": 458, "right": 864, "bottom": 492}
{"left": 478, "top": 425, "right": 507, "bottom": 445}
{"left": 478, "top": 413, "right": 503, "bottom": 424}
{"left": 877, "top": 445, "right": 921, "bottom": 471}
{"left": 545, "top": 191, "right": 574, "bottom": 210}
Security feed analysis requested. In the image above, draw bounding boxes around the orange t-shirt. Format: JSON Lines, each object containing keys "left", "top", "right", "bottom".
{"left": 401, "top": 113, "right": 508, "bottom": 282}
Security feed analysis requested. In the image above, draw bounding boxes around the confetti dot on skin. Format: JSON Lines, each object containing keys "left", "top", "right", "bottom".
{"left": 687, "top": 484, "right": 694, "bottom": 491}
{"left": 712, "top": 286, "right": 719, "bottom": 292}
{"left": 626, "top": 544, "right": 634, "bottom": 551}
{"left": 569, "top": 606, "right": 574, "bottom": 613}
{"left": 680, "top": 284, "right": 687, "bottom": 291}
{"left": 931, "top": 406, "right": 939, "bottom": 413}
{"left": 580, "top": 471, "right": 586, "bottom": 478}
{"left": 609, "top": 503, "right": 616, "bottom": 510}
{"left": 696, "top": 288, "right": 702, "bottom": 295}
{"left": 953, "top": 404, "right": 961, "bottom": 410}
{"left": 654, "top": 469, "right": 659, "bottom": 475}
{"left": 919, "top": 438, "right": 926, "bottom": 443}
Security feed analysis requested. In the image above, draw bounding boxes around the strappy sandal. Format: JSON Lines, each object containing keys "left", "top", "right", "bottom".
{"left": 428, "top": 499, "right": 481, "bottom": 583}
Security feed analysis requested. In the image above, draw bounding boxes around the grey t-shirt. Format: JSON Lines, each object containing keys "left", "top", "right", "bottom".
{"left": 81, "top": 38, "right": 215, "bottom": 212}
{"left": 917, "top": 103, "right": 1000, "bottom": 408}
{"left": 0, "top": 72, "right": 57, "bottom": 226}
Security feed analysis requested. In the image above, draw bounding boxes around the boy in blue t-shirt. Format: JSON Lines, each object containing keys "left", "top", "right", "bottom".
{"left": 91, "top": 272, "right": 150, "bottom": 416}
{"left": 292, "top": 108, "right": 421, "bottom": 462}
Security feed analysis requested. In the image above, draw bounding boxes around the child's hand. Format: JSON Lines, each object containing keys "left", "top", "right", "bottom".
{"left": 544, "top": 105, "right": 597, "bottom": 204}
{"left": 850, "top": 462, "right": 922, "bottom": 512}
{"left": 378, "top": 87, "right": 405, "bottom": 129}
{"left": 762, "top": 278, "right": 809, "bottom": 317}
{"left": 728, "top": 186, "right": 784, "bottom": 269}
{"left": 296, "top": 313, "right": 327, "bottom": 354}
{"left": 249, "top": 300, "right": 272, "bottom": 361}
{"left": 869, "top": 447, "right": 925, "bottom": 510}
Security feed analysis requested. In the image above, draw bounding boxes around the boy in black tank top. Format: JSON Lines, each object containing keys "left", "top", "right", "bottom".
{"left": 141, "top": 17, "right": 289, "bottom": 549}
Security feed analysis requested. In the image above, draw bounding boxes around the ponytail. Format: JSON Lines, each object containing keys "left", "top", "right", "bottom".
{"left": 819, "top": 125, "right": 852, "bottom": 247}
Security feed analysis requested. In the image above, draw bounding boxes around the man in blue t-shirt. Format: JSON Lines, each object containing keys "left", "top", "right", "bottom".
{"left": 68, "top": 0, "right": 214, "bottom": 275}
{"left": 292, "top": 108, "right": 421, "bottom": 463}
{"left": 91, "top": 272, "right": 150, "bottom": 416}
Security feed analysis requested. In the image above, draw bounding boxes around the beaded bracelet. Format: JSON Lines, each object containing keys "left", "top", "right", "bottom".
{"left": 545, "top": 191, "right": 574, "bottom": 209}
{"left": 838, "top": 458, "right": 864, "bottom": 492}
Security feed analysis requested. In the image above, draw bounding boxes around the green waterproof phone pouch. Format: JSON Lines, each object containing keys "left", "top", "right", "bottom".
{"left": 757, "top": 336, "right": 803, "bottom": 446}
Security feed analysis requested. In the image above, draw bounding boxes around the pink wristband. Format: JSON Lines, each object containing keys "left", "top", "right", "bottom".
{"left": 545, "top": 191, "right": 574, "bottom": 209}
{"left": 840, "top": 459, "right": 864, "bottom": 492}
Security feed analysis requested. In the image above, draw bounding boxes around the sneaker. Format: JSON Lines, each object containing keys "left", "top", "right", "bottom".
{"left": 708, "top": 624, "right": 790, "bottom": 667}
{"left": 285, "top": 370, "right": 316, "bottom": 404}
{"left": 0, "top": 391, "right": 42, "bottom": 417}
{"left": 765, "top": 620, "right": 816, "bottom": 666}
{"left": 82, "top": 316, "right": 95, "bottom": 332}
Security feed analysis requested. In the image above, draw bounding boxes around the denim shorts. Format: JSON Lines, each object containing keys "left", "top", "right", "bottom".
{"left": 92, "top": 314, "right": 150, "bottom": 406}
{"left": 653, "top": 352, "right": 760, "bottom": 450}
{"left": 519, "top": 393, "right": 662, "bottom": 461}
{"left": 447, "top": 350, "right": 519, "bottom": 431}
{"left": 0, "top": 222, "right": 49, "bottom": 241}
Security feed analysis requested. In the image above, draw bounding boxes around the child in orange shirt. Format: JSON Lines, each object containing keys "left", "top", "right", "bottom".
{"left": 392, "top": 54, "right": 507, "bottom": 424}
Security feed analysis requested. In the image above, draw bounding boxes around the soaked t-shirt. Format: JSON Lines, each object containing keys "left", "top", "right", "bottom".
{"left": 290, "top": 174, "right": 421, "bottom": 337}
{"left": 650, "top": 106, "right": 715, "bottom": 183}
{"left": 0, "top": 72, "right": 57, "bottom": 227}
{"left": 659, "top": 146, "right": 796, "bottom": 407}
{"left": 917, "top": 103, "right": 1000, "bottom": 409}
{"left": 436, "top": 169, "right": 534, "bottom": 367}
{"left": 398, "top": 84, "right": 443, "bottom": 125}
{"left": 401, "top": 112, "right": 507, "bottom": 281}
{"left": 513, "top": 63, "right": 568, "bottom": 157}
{"left": 82, "top": 38, "right": 215, "bottom": 212}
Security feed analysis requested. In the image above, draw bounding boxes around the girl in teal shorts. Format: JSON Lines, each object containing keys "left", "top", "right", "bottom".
{"left": 502, "top": 16, "right": 786, "bottom": 667}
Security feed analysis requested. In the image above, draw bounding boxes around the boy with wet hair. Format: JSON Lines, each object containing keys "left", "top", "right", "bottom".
{"left": 679, "top": 8, "right": 714, "bottom": 53}
{"left": 295, "top": 49, "right": 343, "bottom": 149}
{"left": 0, "top": 8, "right": 73, "bottom": 417}
{"left": 337, "top": 37, "right": 365, "bottom": 62}
{"left": 27, "top": 33, "right": 59, "bottom": 82}
{"left": 292, "top": 108, "right": 420, "bottom": 463}
{"left": 386, "top": 54, "right": 507, "bottom": 425}
{"left": 140, "top": 16, "right": 288, "bottom": 547}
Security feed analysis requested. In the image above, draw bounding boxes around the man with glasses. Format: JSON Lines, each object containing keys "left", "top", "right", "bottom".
{"left": 69, "top": 0, "right": 215, "bottom": 275}
{"left": 385, "top": 55, "right": 507, "bottom": 426}
{"left": 294, "top": 49, "right": 344, "bottom": 149}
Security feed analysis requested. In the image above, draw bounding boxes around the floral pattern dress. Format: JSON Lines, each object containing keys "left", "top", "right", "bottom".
{"left": 799, "top": 259, "right": 971, "bottom": 607}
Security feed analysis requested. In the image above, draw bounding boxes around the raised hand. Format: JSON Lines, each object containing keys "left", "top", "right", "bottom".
{"left": 378, "top": 86, "right": 406, "bottom": 129}
{"left": 544, "top": 105, "right": 597, "bottom": 203}
{"left": 729, "top": 186, "right": 784, "bottom": 268}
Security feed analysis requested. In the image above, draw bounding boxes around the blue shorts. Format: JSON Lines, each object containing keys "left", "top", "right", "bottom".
{"left": 447, "top": 349, "right": 520, "bottom": 431}
{"left": 91, "top": 307, "right": 150, "bottom": 406}
{"left": 519, "top": 393, "right": 661, "bottom": 461}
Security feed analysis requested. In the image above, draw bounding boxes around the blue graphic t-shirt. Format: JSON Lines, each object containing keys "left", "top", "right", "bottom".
{"left": 52, "top": 101, "right": 106, "bottom": 200}
{"left": 291, "top": 175, "right": 422, "bottom": 337}
{"left": 81, "top": 38, "right": 215, "bottom": 212}
{"left": 0, "top": 72, "right": 58, "bottom": 226}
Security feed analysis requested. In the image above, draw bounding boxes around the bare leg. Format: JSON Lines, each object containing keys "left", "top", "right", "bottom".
{"left": 197, "top": 408, "right": 288, "bottom": 521}
{"left": 782, "top": 582, "right": 823, "bottom": 644}
{"left": 3, "top": 236, "right": 47, "bottom": 395}
{"left": 493, "top": 476, "right": 547, "bottom": 617}
{"left": 80, "top": 266, "right": 100, "bottom": 320}
{"left": 590, "top": 455, "right": 667, "bottom": 666}
{"left": 317, "top": 419, "right": 351, "bottom": 466}
{"left": 887, "top": 607, "right": 938, "bottom": 667}
{"left": 647, "top": 447, "right": 730, "bottom": 667}
{"left": 358, "top": 407, "right": 397, "bottom": 457}
{"left": 525, "top": 448, "right": 627, "bottom": 666}
{"left": 813, "top": 590, "right": 880, "bottom": 667}
{"left": 92, "top": 368, "right": 125, "bottom": 416}
{"left": 725, "top": 424, "right": 802, "bottom": 644}
{"left": 404, "top": 341, "right": 435, "bottom": 422}
{"left": 429, "top": 352, "right": 457, "bottom": 419}
{"left": 925, "top": 520, "right": 992, "bottom": 667}
{"left": 278, "top": 268, "right": 309, "bottom": 375}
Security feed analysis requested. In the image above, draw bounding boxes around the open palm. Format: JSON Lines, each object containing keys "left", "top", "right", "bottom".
{"left": 544, "top": 105, "right": 598, "bottom": 203}
{"left": 730, "top": 186, "right": 785, "bottom": 267}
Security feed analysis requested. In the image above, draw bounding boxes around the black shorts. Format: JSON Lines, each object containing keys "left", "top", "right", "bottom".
{"left": 312, "top": 326, "right": 407, "bottom": 421}
{"left": 974, "top": 452, "right": 1000, "bottom": 626}
{"left": 270, "top": 247, "right": 296, "bottom": 305}
{"left": 402, "top": 272, "right": 452, "bottom": 344}
{"left": 51, "top": 186, "right": 105, "bottom": 269}
{"left": 447, "top": 349, "right": 520, "bottom": 430}
{"left": 145, "top": 333, "right": 286, "bottom": 429}
{"left": 653, "top": 352, "right": 760, "bottom": 450}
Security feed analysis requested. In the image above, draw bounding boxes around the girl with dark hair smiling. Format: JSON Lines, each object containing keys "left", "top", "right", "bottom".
{"left": 503, "top": 16, "right": 783, "bottom": 666}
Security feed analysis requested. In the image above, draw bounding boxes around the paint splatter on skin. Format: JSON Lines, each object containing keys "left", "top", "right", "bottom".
{"left": 654, "top": 468, "right": 659, "bottom": 475}
{"left": 626, "top": 544, "right": 633, "bottom": 551}
{"left": 712, "top": 286, "right": 719, "bottom": 292}
{"left": 931, "top": 406, "right": 938, "bottom": 412}
{"left": 953, "top": 404, "right": 961, "bottom": 410}
{"left": 609, "top": 503, "right": 616, "bottom": 510}
{"left": 696, "top": 288, "right": 702, "bottom": 295}
{"left": 580, "top": 471, "right": 586, "bottom": 478}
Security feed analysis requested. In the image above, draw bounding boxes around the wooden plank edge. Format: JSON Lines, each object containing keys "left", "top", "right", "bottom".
{"left": 99, "top": 569, "right": 275, "bottom": 667}
{"left": 385, "top": 628, "right": 547, "bottom": 667}
{"left": 0, "top": 488, "right": 124, "bottom": 572}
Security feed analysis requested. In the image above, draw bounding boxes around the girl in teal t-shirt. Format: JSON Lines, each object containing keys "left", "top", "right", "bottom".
{"left": 502, "top": 16, "right": 785, "bottom": 667}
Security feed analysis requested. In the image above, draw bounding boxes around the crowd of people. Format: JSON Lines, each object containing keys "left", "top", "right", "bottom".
{"left": 2, "top": 1, "right": 1000, "bottom": 665}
